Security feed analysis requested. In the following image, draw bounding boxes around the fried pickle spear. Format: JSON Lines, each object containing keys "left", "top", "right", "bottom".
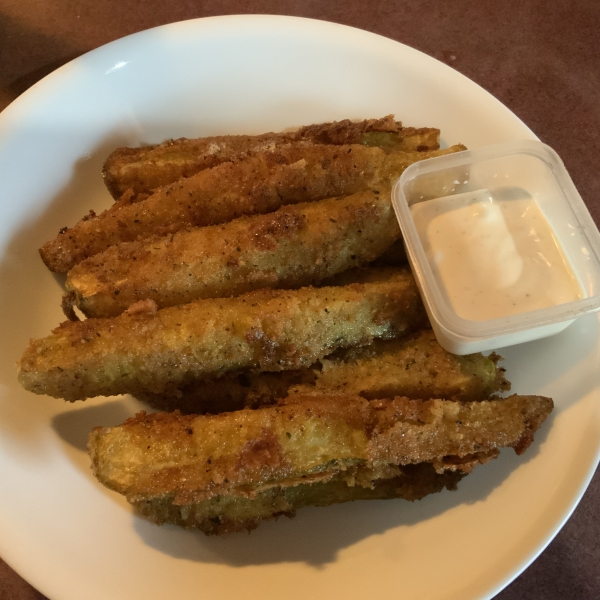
{"left": 88, "top": 393, "right": 553, "bottom": 534}
{"left": 40, "top": 143, "right": 465, "bottom": 273}
{"left": 135, "top": 329, "right": 510, "bottom": 414}
{"left": 64, "top": 190, "right": 401, "bottom": 318}
{"left": 103, "top": 116, "right": 440, "bottom": 200}
{"left": 19, "top": 269, "right": 425, "bottom": 400}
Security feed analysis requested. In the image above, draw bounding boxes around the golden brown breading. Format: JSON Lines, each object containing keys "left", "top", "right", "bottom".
{"left": 64, "top": 190, "right": 401, "bottom": 318}
{"left": 102, "top": 116, "right": 440, "bottom": 200}
{"left": 19, "top": 269, "right": 425, "bottom": 400}
{"left": 135, "top": 330, "right": 510, "bottom": 414}
{"left": 88, "top": 393, "right": 553, "bottom": 508}
{"left": 132, "top": 464, "right": 465, "bottom": 535}
{"left": 40, "top": 144, "right": 465, "bottom": 273}
{"left": 301, "top": 331, "right": 510, "bottom": 400}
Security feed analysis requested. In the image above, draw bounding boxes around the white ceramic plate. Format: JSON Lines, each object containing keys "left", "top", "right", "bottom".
{"left": 0, "top": 15, "right": 598, "bottom": 600}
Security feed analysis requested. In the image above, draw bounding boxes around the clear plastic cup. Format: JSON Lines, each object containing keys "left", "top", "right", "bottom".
{"left": 392, "top": 140, "right": 600, "bottom": 354}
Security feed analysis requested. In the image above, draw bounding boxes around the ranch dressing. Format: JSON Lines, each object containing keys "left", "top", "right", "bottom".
{"left": 410, "top": 189, "right": 582, "bottom": 321}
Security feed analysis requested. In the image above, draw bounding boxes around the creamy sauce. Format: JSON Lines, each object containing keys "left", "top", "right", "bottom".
{"left": 410, "top": 189, "right": 582, "bottom": 321}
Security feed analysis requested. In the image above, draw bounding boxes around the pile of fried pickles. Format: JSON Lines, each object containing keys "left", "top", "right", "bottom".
{"left": 18, "top": 116, "right": 553, "bottom": 535}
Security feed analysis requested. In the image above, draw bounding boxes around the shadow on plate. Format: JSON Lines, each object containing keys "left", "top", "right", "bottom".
{"left": 0, "top": 130, "right": 136, "bottom": 448}
{"left": 52, "top": 398, "right": 141, "bottom": 452}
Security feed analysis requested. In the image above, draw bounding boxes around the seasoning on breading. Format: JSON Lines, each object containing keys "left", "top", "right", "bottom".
{"left": 19, "top": 268, "right": 426, "bottom": 400}
{"left": 135, "top": 329, "right": 510, "bottom": 414}
{"left": 103, "top": 116, "right": 440, "bottom": 200}
{"left": 40, "top": 144, "right": 465, "bottom": 273}
{"left": 88, "top": 392, "right": 552, "bottom": 534}
{"left": 65, "top": 190, "right": 401, "bottom": 318}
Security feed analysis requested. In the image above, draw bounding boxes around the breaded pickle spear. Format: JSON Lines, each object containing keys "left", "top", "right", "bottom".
{"left": 40, "top": 143, "right": 465, "bottom": 273}
{"left": 88, "top": 393, "right": 553, "bottom": 532}
{"left": 309, "top": 331, "right": 510, "bottom": 400}
{"left": 65, "top": 190, "right": 401, "bottom": 318}
{"left": 136, "top": 330, "right": 510, "bottom": 414}
{"left": 19, "top": 269, "right": 425, "bottom": 400}
{"left": 103, "top": 116, "right": 440, "bottom": 200}
{"left": 133, "top": 465, "right": 466, "bottom": 535}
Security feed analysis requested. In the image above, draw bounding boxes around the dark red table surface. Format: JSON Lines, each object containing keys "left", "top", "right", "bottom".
{"left": 1, "top": 1, "right": 599, "bottom": 598}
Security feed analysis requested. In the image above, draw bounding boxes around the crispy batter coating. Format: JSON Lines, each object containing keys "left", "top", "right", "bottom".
{"left": 88, "top": 393, "right": 553, "bottom": 530}
{"left": 40, "top": 144, "right": 465, "bottom": 273}
{"left": 312, "top": 334, "right": 508, "bottom": 398}
{"left": 136, "top": 330, "right": 510, "bottom": 414}
{"left": 102, "top": 116, "right": 440, "bottom": 200}
{"left": 19, "top": 269, "right": 425, "bottom": 400}
{"left": 132, "top": 465, "right": 465, "bottom": 535}
{"left": 65, "top": 190, "right": 401, "bottom": 318}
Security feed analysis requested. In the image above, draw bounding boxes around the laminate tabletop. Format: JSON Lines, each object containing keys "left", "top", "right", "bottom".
{"left": 1, "top": 1, "right": 599, "bottom": 599}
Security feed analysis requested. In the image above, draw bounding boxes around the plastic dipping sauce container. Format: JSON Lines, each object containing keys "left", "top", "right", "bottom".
{"left": 392, "top": 140, "right": 600, "bottom": 354}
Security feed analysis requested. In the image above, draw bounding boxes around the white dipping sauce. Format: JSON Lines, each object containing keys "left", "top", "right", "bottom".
{"left": 410, "top": 189, "right": 582, "bottom": 321}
